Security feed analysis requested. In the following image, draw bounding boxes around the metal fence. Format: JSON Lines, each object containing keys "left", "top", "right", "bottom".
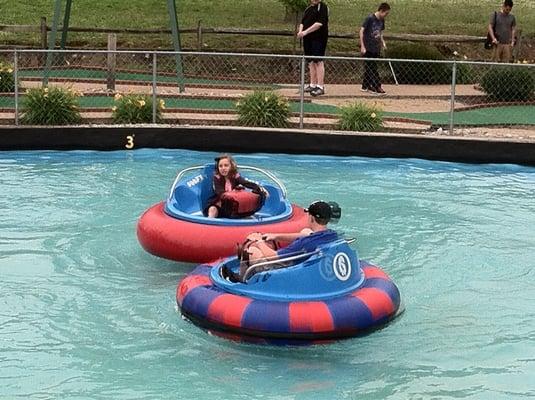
{"left": 0, "top": 49, "right": 534, "bottom": 137}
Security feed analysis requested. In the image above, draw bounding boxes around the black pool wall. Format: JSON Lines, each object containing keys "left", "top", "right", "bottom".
{"left": 1, "top": 126, "right": 534, "bottom": 166}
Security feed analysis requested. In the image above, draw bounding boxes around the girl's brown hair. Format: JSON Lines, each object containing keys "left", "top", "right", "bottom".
{"left": 214, "top": 154, "right": 238, "bottom": 177}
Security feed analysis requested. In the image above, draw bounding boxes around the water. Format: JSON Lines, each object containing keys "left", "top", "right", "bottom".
{"left": 1, "top": 149, "right": 534, "bottom": 400}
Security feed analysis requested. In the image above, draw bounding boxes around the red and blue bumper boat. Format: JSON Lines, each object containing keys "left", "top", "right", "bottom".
{"left": 137, "top": 164, "right": 309, "bottom": 263}
{"left": 177, "top": 238, "right": 403, "bottom": 344}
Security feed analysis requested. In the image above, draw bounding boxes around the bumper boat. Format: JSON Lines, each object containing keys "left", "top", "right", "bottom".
{"left": 137, "top": 164, "right": 309, "bottom": 263}
{"left": 177, "top": 238, "right": 402, "bottom": 344}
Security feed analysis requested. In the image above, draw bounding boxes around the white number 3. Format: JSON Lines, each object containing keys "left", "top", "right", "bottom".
{"left": 125, "top": 135, "right": 135, "bottom": 149}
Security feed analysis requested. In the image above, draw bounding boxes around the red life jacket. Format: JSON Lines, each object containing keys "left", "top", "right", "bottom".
{"left": 220, "top": 190, "right": 263, "bottom": 218}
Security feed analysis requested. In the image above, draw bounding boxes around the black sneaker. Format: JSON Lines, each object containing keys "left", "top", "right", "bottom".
{"left": 310, "top": 87, "right": 325, "bottom": 97}
{"left": 370, "top": 87, "right": 386, "bottom": 96}
{"left": 304, "top": 85, "right": 315, "bottom": 93}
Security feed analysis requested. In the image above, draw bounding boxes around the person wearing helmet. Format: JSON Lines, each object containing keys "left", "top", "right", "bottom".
{"left": 224, "top": 201, "right": 341, "bottom": 282}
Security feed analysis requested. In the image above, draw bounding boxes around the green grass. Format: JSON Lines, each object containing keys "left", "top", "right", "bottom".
{"left": 1, "top": 0, "right": 533, "bottom": 51}
{"left": 386, "top": 106, "right": 535, "bottom": 126}
{"left": 19, "top": 68, "right": 279, "bottom": 88}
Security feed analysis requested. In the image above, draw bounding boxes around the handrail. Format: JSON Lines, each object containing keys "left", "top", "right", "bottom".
{"left": 243, "top": 249, "right": 321, "bottom": 282}
{"left": 239, "top": 165, "right": 287, "bottom": 198}
{"left": 168, "top": 165, "right": 204, "bottom": 200}
{"left": 167, "top": 164, "right": 287, "bottom": 200}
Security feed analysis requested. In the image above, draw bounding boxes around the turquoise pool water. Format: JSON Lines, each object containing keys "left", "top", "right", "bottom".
{"left": 1, "top": 150, "right": 534, "bottom": 399}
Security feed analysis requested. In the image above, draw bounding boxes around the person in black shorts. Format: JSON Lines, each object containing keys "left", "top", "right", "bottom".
{"left": 298, "top": 0, "right": 329, "bottom": 97}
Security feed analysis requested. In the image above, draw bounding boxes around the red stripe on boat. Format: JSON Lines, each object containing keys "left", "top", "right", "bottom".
{"left": 207, "top": 294, "right": 252, "bottom": 327}
{"left": 176, "top": 275, "right": 212, "bottom": 305}
{"left": 362, "top": 266, "right": 390, "bottom": 280}
{"left": 352, "top": 288, "right": 394, "bottom": 321}
{"left": 289, "top": 302, "right": 334, "bottom": 333}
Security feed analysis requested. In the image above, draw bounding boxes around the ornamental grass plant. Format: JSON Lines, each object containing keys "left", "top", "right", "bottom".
{"left": 0, "top": 62, "right": 16, "bottom": 92}
{"left": 236, "top": 91, "right": 290, "bottom": 128}
{"left": 337, "top": 101, "right": 383, "bottom": 132}
{"left": 21, "top": 86, "right": 82, "bottom": 125}
{"left": 112, "top": 93, "right": 164, "bottom": 124}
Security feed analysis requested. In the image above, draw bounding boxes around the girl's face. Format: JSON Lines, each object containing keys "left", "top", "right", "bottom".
{"left": 217, "top": 158, "right": 232, "bottom": 177}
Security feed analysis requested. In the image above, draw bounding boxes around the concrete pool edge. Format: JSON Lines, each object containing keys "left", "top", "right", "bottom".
{"left": 1, "top": 125, "right": 534, "bottom": 166}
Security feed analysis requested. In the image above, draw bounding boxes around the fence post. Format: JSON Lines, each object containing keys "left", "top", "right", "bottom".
{"left": 449, "top": 61, "right": 457, "bottom": 135}
{"left": 106, "top": 33, "right": 117, "bottom": 91}
{"left": 40, "top": 17, "right": 48, "bottom": 49}
{"left": 152, "top": 52, "right": 158, "bottom": 124}
{"left": 14, "top": 50, "right": 19, "bottom": 126}
{"left": 196, "top": 20, "right": 202, "bottom": 51}
{"left": 299, "top": 56, "right": 305, "bottom": 129}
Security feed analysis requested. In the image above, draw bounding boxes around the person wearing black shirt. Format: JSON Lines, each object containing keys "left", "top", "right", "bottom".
{"left": 298, "top": 0, "right": 329, "bottom": 97}
{"left": 359, "top": 2, "right": 390, "bottom": 95}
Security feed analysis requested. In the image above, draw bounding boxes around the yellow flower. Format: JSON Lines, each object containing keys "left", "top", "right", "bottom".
{"left": 43, "top": 87, "right": 49, "bottom": 93}
{"left": 138, "top": 99, "right": 146, "bottom": 107}
{"left": 43, "top": 93, "right": 48, "bottom": 98}
{"left": 111, "top": 106, "right": 117, "bottom": 111}
{"left": 236, "top": 101, "right": 241, "bottom": 107}
{"left": 114, "top": 93, "right": 122, "bottom": 101}
{"left": 159, "top": 99, "right": 165, "bottom": 109}
{"left": 371, "top": 112, "right": 377, "bottom": 119}
{"left": 264, "top": 96, "right": 269, "bottom": 102}
{"left": 7, "top": 68, "right": 13, "bottom": 73}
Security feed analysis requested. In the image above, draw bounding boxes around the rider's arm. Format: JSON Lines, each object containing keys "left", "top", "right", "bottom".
{"left": 263, "top": 228, "right": 312, "bottom": 243}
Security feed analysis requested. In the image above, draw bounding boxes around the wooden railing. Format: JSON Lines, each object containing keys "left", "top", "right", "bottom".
{"left": 1, "top": 18, "right": 524, "bottom": 59}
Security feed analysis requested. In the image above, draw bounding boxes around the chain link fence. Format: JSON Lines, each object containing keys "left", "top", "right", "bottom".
{"left": 0, "top": 49, "right": 534, "bottom": 137}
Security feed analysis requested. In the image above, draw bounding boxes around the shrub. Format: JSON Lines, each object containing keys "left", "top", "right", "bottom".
{"left": 21, "top": 86, "right": 82, "bottom": 125}
{"left": 337, "top": 102, "right": 383, "bottom": 132}
{"left": 0, "top": 62, "right": 16, "bottom": 92}
{"left": 387, "top": 43, "right": 452, "bottom": 84}
{"left": 236, "top": 91, "right": 290, "bottom": 128}
{"left": 480, "top": 67, "right": 535, "bottom": 102}
{"left": 112, "top": 93, "right": 163, "bottom": 124}
{"left": 278, "top": 0, "right": 308, "bottom": 12}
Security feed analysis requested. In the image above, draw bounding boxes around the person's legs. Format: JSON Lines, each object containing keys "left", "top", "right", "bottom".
{"left": 238, "top": 240, "right": 278, "bottom": 279}
{"left": 363, "top": 56, "right": 372, "bottom": 90}
{"left": 368, "top": 53, "right": 381, "bottom": 91}
{"left": 493, "top": 44, "right": 508, "bottom": 62}
{"left": 502, "top": 45, "right": 512, "bottom": 63}
{"left": 316, "top": 61, "right": 325, "bottom": 86}
{"left": 309, "top": 40, "right": 326, "bottom": 96}
{"left": 309, "top": 62, "right": 318, "bottom": 86}
{"left": 363, "top": 52, "right": 379, "bottom": 90}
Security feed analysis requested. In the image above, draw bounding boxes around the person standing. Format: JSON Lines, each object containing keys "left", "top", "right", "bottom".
{"left": 359, "top": 2, "right": 390, "bottom": 95}
{"left": 488, "top": 0, "right": 516, "bottom": 62}
{"left": 298, "top": 0, "right": 329, "bottom": 97}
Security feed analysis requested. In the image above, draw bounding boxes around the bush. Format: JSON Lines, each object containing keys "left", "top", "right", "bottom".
{"left": 387, "top": 43, "right": 452, "bottom": 84}
{"left": 21, "top": 86, "right": 82, "bottom": 125}
{"left": 337, "top": 102, "right": 383, "bottom": 132}
{"left": 480, "top": 67, "right": 535, "bottom": 102}
{"left": 112, "top": 93, "right": 164, "bottom": 124}
{"left": 0, "top": 62, "right": 16, "bottom": 92}
{"left": 278, "top": 0, "right": 308, "bottom": 12}
{"left": 236, "top": 91, "right": 290, "bottom": 128}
